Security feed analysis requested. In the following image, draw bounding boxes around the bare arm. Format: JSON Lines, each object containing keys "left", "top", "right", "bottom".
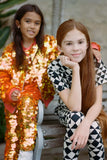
{"left": 83, "top": 85, "right": 102, "bottom": 125}
{"left": 71, "top": 85, "right": 102, "bottom": 150}
{"left": 59, "top": 55, "right": 82, "bottom": 111}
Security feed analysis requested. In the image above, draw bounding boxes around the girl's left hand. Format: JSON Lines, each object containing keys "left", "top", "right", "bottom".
{"left": 93, "top": 49, "right": 101, "bottom": 63}
{"left": 70, "top": 120, "right": 90, "bottom": 150}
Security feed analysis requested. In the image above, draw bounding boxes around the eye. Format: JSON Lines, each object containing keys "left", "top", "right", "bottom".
{"left": 66, "top": 42, "right": 72, "bottom": 45}
{"left": 35, "top": 21, "right": 41, "bottom": 25}
{"left": 78, "top": 40, "right": 84, "bottom": 44}
{"left": 25, "top": 20, "right": 31, "bottom": 23}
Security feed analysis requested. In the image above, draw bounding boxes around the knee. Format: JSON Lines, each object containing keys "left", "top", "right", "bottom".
{"left": 67, "top": 111, "right": 84, "bottom": 123}
{"left": 90, "top": 121, "right": 101, "bottom": 136}
{"left": 66, "top": 111, "right": 85, "bottom": 137}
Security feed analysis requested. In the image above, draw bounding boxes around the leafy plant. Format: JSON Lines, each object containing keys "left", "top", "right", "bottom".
{"left": 0, "top": 0, "right": 27, "bottom": 49}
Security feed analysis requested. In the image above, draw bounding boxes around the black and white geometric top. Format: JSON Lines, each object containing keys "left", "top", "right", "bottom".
{"left": 47, "top": 56, "right": 107, "bottom": 116}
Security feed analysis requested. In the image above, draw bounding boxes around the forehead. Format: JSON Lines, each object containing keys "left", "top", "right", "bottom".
{"left": 63, "top": 29, "right": 86, "bottom": 41}
{"left": 22, "top": 11, "right": 41, "bottom": 21}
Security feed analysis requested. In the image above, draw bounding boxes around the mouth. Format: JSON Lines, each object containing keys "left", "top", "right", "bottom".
{"left": 28, "top": 30, "right": 35, "bottom": 35}
{"left": 72, "top": 53, "right": 80, "bottom": 57}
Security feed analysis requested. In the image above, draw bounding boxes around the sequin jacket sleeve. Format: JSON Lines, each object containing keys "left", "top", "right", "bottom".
{"left": 39, "top": 35, "right": 59, "bottom": 106}
{"left": 0, "top": 43, "right": 20, "bottom": 105}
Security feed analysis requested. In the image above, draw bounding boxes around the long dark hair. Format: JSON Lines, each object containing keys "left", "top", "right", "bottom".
{"left": 12, "top": 4, "right": 45, "bottom": 69}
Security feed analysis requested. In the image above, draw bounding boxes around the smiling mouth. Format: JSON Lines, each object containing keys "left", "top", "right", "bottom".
{"left": 72, "top": 54, "right": 80, "bottom": 57}
{"left": 28, "top": 30, "right": 35, "bottom": 35}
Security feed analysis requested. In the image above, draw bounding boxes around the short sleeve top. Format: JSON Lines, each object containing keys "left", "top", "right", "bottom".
{"left": 47, "top": 57, "right": 107, "bottom": 108}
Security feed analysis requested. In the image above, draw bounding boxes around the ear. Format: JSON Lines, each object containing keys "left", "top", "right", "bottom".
{"left": 57, "top": 45, "right": 63, "bottom": 52}
{"left": 16, "top": 20, "right": 20, "bottom": 29}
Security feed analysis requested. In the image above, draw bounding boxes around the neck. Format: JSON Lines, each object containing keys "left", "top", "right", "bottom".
{"left": 22, "top": 39, "right": 36, "bottom": 51}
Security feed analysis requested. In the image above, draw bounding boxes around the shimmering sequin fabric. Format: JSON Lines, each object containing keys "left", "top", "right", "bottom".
{"left": 0, "top": 35, "right": 58, "bottom": 159}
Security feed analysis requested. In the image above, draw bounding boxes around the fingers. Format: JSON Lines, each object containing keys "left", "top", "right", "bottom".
{"left": 70, "top": 135, "right": 87, "bottom": 150}
{"left": 60, "top": 55, "right": 69, "bottom": 65}
{"left": 11, "top": 90, "right": 20, "bottom": 101}
{"left": 93, "top": 49, "right": 101, "bottom": 63}
{"left": 75, "top": 137, "right": 87, "bottom": 150}
{"left": 70, "top": 135, "right": 77, "bottom": 150}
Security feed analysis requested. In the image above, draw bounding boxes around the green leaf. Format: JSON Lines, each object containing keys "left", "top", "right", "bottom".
{"left": 0, "top": 26, "right": 10, "bottom": 49}
{"left": 0, "top": 0, "right": 27, "bottom": 11}
{"left": 0, "top": 9, "right": 16, "bottom": 18}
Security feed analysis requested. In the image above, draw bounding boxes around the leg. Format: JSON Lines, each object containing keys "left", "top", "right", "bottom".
{"left": 18, "top": 150, "right": 33, "bottom": 160}
{"left": 17, "top": 95, "right": 38, "bottom": 160}
{"left": 59, "top": 111, "right": 84, "bottom": 160}
{"left": 4, "top": 109, "right": 19, "bottom": 160}
{"left": 87, "top": 121, "right": 105, "bottom": 160}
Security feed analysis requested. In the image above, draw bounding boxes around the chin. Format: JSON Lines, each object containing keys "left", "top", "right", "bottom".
{"left": 72, "top": 59, "right": 80, "bottom": 63}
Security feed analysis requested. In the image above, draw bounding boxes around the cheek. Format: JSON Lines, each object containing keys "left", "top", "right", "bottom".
{"left": 63, "top": 47, "right": 70, "bottom": 54}
{"left": 82, "top": 45, "right": 87, "bottom": 53}
{"left": 36, "top": 26, "right": 41, "bottom": 33}
{"left": 20, "top": 24, "right": 26, "bottom": 31}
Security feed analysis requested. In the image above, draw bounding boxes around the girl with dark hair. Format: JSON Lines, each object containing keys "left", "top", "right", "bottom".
{"left": 0, "top": 3, "right": 58, "bottom": 160}
{"left": 48, "top": 19, "right": 107, "bottom": 159}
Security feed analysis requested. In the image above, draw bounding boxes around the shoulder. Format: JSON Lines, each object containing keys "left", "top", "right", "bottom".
{"left": 94, "top": 58, "right": 107, "bottom": 71}
{"left": 2, "top": 42, "right": 14, "bottom": 57}
{"left": 44, "top": 34, "right": 57, "bottom": 43}
{"left": 43, "top": 34, "right": 57, "bottom": 48}
{"left": 3, "top": 42, "right": 14, "bottom": 53}
{"left": 95, "top": 59, "right": 107, "bottom": 85}
{"left": 48, "top": 57, "right": 61, "bottom": 69}
{"left": 48, "top": 57, "right": 70, "bottom": 75}
{"left": 41, "top": 35, "right": 58, "bottom": 60}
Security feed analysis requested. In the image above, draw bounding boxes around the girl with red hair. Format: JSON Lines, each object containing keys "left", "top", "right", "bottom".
{"left": 48, "top": 19, "right": 107, "bottom": 159}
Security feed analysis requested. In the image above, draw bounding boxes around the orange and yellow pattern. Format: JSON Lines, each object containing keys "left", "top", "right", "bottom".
{"left": 0, "top": 35, "right": 59, "bottom": 159}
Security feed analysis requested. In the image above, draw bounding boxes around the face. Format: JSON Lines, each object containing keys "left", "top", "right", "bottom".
{"left": 59, "top": 29, "right": 88, "bottom": 63}
{"left": 16, "top": 11, "right": 41, "bottom": 43}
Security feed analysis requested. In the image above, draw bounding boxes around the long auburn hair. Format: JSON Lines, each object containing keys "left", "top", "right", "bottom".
{"left": 57, "top": 19, "right": 96, "bottom": 113}
{"left": 12, "top": 4, "right": 45, "bottom": 69}
{"left": 56, "top": 19, "right": 107, "bottom": 143}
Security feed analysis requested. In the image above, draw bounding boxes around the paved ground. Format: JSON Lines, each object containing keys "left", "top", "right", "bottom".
{"left": 0, "top": 143, "right": 107, "bottom": 160}
{"left": 0, "top": 143, "right": 5, "bottom": 160}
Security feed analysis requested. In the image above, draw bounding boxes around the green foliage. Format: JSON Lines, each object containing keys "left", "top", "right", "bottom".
{"left": 0, "top": 26, "right": 10, "bottom": 49}
{"left": 0, "top": 102, "right": 6, "bottom": 143}
{"left": 0, "top": 9, "right": 16, "bottom": 18}
{"left": 0, "top": 0, "right": 26, "bottom": 11}
{"left": 0, "top": 0, "right": 27, "bottom": 49}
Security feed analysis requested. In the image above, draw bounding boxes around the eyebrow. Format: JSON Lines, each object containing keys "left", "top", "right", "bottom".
{"left": 24, "top": 17, "right": 41, "bottom": 22}
{"left": 64, "top": 38, "right": 86, "bottom": 43}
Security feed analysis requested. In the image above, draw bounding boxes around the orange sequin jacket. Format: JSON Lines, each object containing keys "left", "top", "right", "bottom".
{"left": 0, "top": 35, "right": 59, "bottom": 113}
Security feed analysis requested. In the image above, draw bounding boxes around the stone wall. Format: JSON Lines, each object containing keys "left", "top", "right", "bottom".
{"left": 29, "top": 0, "right": 107, "bottom": 65}
{"left": 0, "top": 0, "right": 107, "bottom": 65}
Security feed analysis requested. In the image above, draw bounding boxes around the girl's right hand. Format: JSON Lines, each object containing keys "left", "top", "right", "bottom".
{"left": 60, "top": 55, "right": 79, "bottom": 69}
{"left": 11, "top": 89, "right": 20, "bottom": 101}
{"left": 70, "top": 119, "right": 90, "bottom": 150}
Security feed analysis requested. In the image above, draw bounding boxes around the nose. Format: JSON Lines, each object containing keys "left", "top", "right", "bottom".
{"left": 30, "top": 23, "right": 35, "bottom": 28}
{"left": 72, "top": 44, "right": 79, "bottom": 51}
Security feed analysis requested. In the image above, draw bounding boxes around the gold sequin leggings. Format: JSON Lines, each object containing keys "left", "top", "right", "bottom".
{"left": 4, "top": 95, "right": 38, "bottom": 160}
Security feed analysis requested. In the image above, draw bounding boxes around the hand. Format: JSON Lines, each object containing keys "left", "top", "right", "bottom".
{"left": 11, "top": 89, "right": 20, "bottom": 101}
{"left": 93, "top": 49, "right": 101, "bottom": 63}
{"left": 60, "top": 55, "right": 79, "bottom": 69}
{"left": 70, "top": 120, "right": 90, "bottom": 150}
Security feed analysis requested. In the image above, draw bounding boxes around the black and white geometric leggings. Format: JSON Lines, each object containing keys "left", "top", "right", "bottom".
{"left": 57, "top": 110, "right": 105, "bottom": 160}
